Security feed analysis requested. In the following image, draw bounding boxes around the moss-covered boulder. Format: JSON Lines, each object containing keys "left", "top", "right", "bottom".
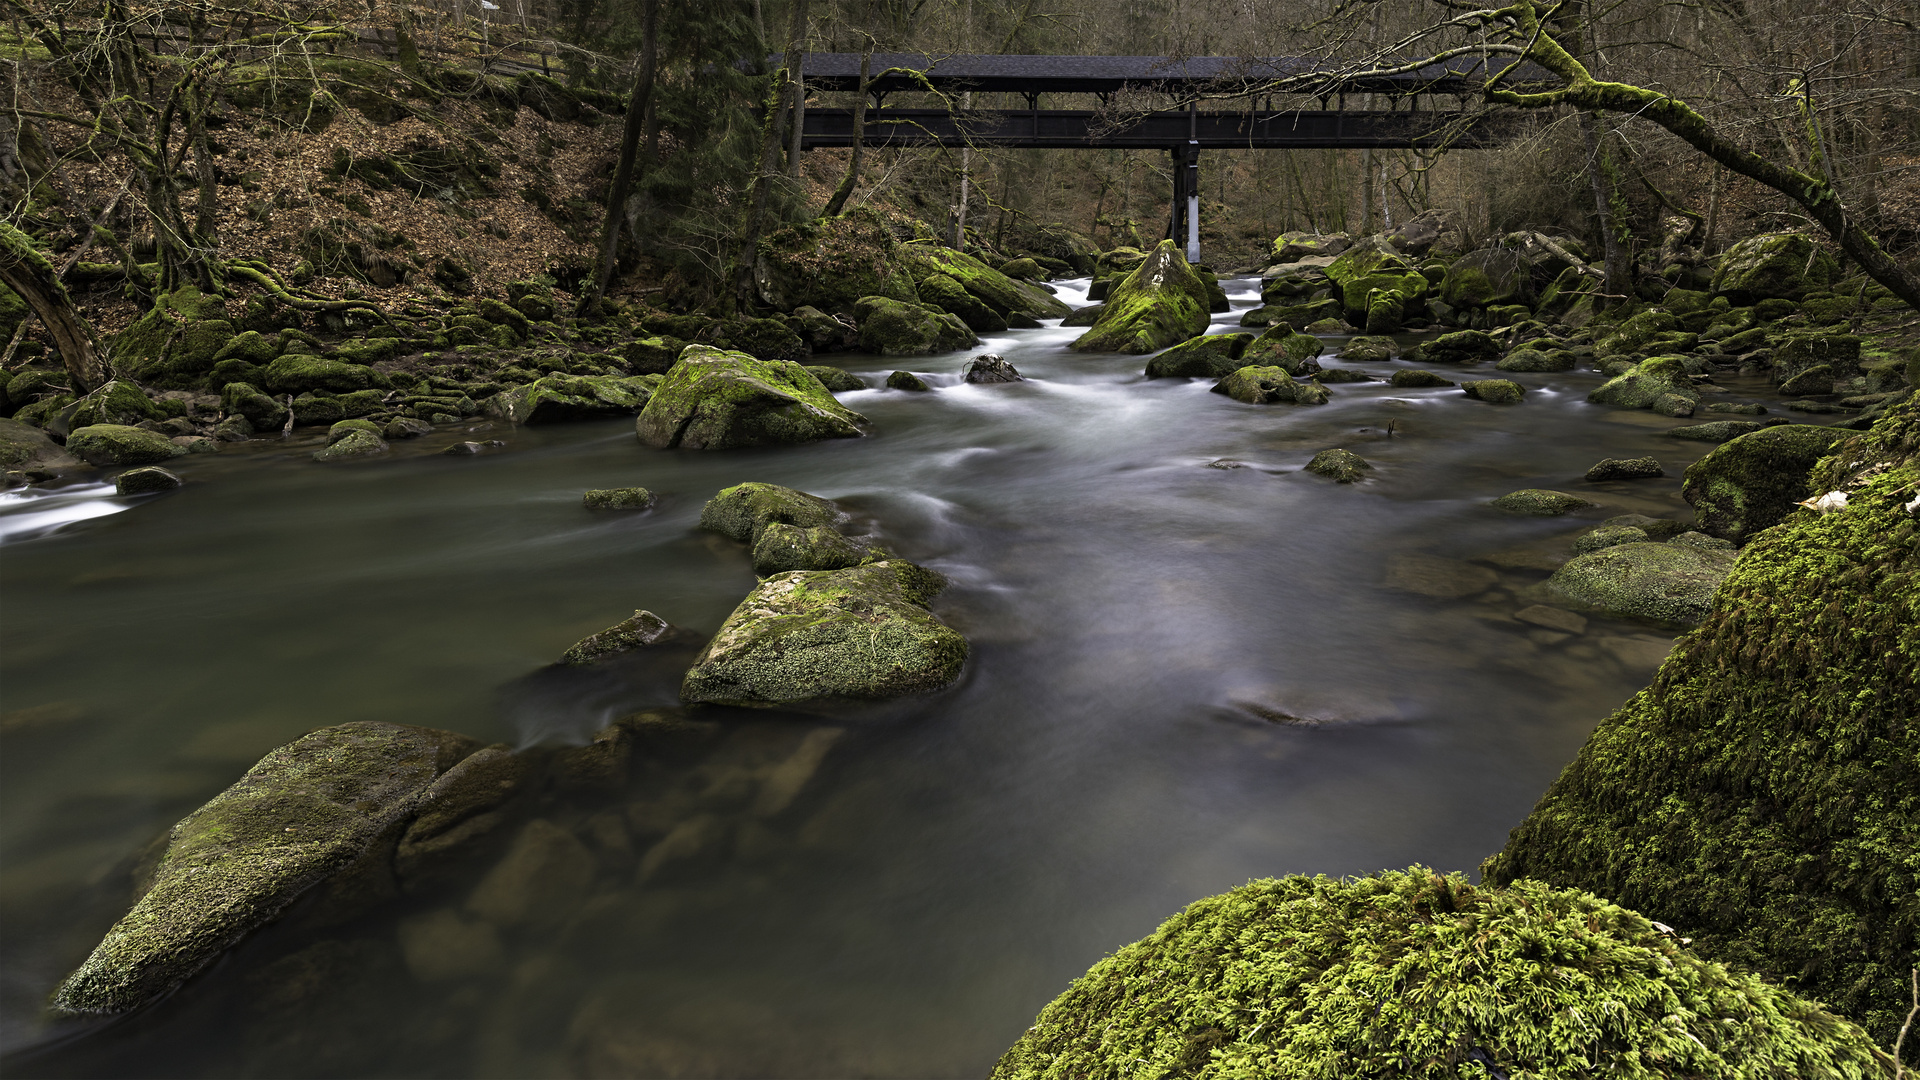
{"left": 1594, "top": 308, "right": 1680, "bottom": 356}
{"left": 1240, "top": 324, "right": 1325, "bottom": 375}
{"left": 111, "top": 287, "right": 236, "bottom": 389}
{"left": 1438, "top": 246, "right": 1529, "bottom": 309}
{"left": 991, "top": 869, "right": 1890, "bottom": 1080}
{"left": 700, "top": 482, "right": 842, "bottom": 543}
{"left": 1324, "top": 237, "right": 1429, "bottom": 325}
{"left": 1486, "top": 397, "right": 1920, "bottom": 1044}
{"left": 1389, "top": 369, "right": 1455, "bottom": 388}
{"left": 582, "top": 487, "right": 655, "bottom": 511}
{"left": 1071, "top": 240, "right": 1212, "bottom": 354}
{"left": 622, "top": 335, "right": 688, "bottom": 375}
{"left": 1143, "top": 333, "right": 1252, "bottom": 379}
{"left": 855, "top": 296, "right": 978, "bottom": 356}
{"left": 1545, "top": 540, "right": 1736, "bottom": 625}
{"left": 1269, "top": 231, "right": 1350, "bottom": 263}
{"left": 1339, "top": 335, "right": 1395, "bottom": 362}
{"left": 1711, "top": 232, "right": 1839, "bottom": 304}
{"left": 916, "top": 272, "right": 1007, "bottom": 332}
{"left": 901, "top": 245, "right": 1071, "bottom": 322}
{"left": 113, "top": 465, "right": 183, "bottom": 495}
{"left": 65, "top": 380, "right": 169, "bottom": 429}
{"left": 680, "top": 560, "right": 967, "bottom": 707}
{"left": 805, "top": 365, "right": 865, "bottom": 392}
{"left": 64, "top": 424, "right": 188, "bottom": 466}
{"left": 1681, "top": 423, "right": 1849, "bottom": 543}
{"left": 1496, "top": 347, "right": 1574, "bottom": 372}
{"left": 1420, "top": 329, "right": 1501, "bottom": 364}
{"left": 1588, "top": 356, "right": 1700, "bottom": 415}
{"left": 262, "top": 354, "right": 383, "bottom": 395}
{"left": 53, "top": 722, "right": 479, "bottom": 1015}
{"left": 1461, "top": 378, "right": 1526, "bottom": 404}
{"left": 755, "top": 208, "right": 921, "bottom": 314}
{"left": 1669, "top": 419, "right": 1769, "bottom": 443}
{"left": 885, "top": 370, "right": 932, "bottom": 392}
{"left": 312, "top": 429, "right": 388, "bottom": 462}
{"left": 634, "top": 346, "right": 865, "bottom": 450}
{"left": 1209, "top": 366, "right": 1329, "bottom": 406}
{"left": 751, "top": 523, "right": 878, "bottom": 576}
{"left": 1492, "top": 489, "right": 1593, "bottom": 515}
{"left": 0, "top": 416, "right": 82, "bottom": 474}
{"left": 221, "top": 382, "right": 287, "bottom": 429}
{"left": 486, "top": 374, "right": 654, "bottom": 424}
{"left": 1305, "top": 448, "right": 1371, "bottom": 483}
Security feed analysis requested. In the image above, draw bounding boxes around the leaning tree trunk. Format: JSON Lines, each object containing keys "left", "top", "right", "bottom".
{"left": 1579, "top": 112, "right": 1631, "bottom": 301}
{"left": 578, "top": 0, "right": 659, "bottom": 315}
{"left": 819, "top": 51, "right": 872, "bottom": 218}
{"left": 0, "top": 221, "right": 108, "bottom": 391}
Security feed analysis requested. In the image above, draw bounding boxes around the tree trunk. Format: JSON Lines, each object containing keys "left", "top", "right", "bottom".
{"left": 1579, "top": 111, "right": 1630, "bottom": 300}
{"left": 820, "top": 51, "right": 871, "bottom": 218}
{"left": 0, "top": 221, "right": 108, "bottom": 391}
{"left": 781, "top": 0, "right": 810, "bottom": 179}
{"left": 577, "top": 0, "right": 659, "bottom": 315}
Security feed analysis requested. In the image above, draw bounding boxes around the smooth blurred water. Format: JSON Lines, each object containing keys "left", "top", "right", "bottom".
{"left": 0, "top": 280, "right": 1818, "bottom": 1077}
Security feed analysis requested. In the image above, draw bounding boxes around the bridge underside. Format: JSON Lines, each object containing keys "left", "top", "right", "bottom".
{"left": 799, "top": 108, "right": 1514, "bottom": 151}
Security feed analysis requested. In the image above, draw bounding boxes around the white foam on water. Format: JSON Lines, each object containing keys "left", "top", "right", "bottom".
{"left": 0, "top": 483, "right": 129, "bottom": 544}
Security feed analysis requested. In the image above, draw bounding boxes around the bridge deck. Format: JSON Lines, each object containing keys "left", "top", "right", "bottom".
{"left": 799, "top": 108, "right": 1513, "bottom": 151}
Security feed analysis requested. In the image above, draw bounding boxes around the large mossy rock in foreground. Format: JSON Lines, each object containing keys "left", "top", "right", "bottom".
{"left": 0, "top": 416, "right": 81, "bottom": 474}
{"left": 1682, "top": 423, "right": 1850, "bottom": 543}
{"left": 1071, "top": 240, "right": 1212, "bottom": 354}
{"left": 54, "top": 722, "right": 479, "bottom": 1015}
{"left": 681, "top": 560, "right": 966, "bottom": 707}
{"left": 992, "top": 869, "right": 1892, "bottom": 1079}
{"left": 634, "top": 345, "right": 866, "bottom": 450}
{"left": 1486, "top": 396, "right": 1920, "bottom": 1046}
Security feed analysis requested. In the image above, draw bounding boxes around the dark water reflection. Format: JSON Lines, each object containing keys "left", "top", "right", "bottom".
{"left": 0, "top": 279, "right": 1823, "bottom": 1076}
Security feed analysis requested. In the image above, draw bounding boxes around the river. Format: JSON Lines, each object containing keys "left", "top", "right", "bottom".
{"left": 0, "top": 278, "right": 1818, "bottom": 1076}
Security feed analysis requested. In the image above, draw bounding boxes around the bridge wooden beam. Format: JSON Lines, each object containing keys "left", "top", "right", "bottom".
{"left": 798, "top": 108, "right": 1519, "bottom": 151}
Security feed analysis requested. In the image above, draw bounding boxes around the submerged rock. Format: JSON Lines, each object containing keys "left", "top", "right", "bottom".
{"left": 1305, "top": 448, "right": 1372, "bottom": 483}
{"left": 634, "top": 345, "right": 866, "bottom": 451}
{"left": 1572, "top": 525, "right": 1650, "bottom": 554}
{"left": 1071, "top": 240, "right": 1212, "bottom": 354}
{"left": 681, "top": 560, "right": 967, "bottom": 707}
{"left": 1681, "top": 423, "right": 1850, "bottom": 543}
{"left": 1492, "top": 489, "right": 1593, "bottom": 516}
{"left": 1546, "top": 541, "right": 1735, "bottom": 625}
{"left": 114, "top": 466, "right": 183, "bottom": 495}
{"left": 1384, "top": 553, "right": 1498, "bottom": 599}
{"left": 990, "top": 870, "right": 1891, "bottom": 1080}
{"left": 562, "top": 610, "right": 684, "bottom": 665}
{"left": 64, "top": 424, "right": 188, "bottom": 466}
{"left": 54, "top": 722, "right": 479, "bottom": 1015}
{"left": 583, "top": 487, "right": 655, "bottom": 511}
{"left": 1209, "top": 366, "right": 1329, "bottom": 405}
{"left": 1585, "top": 456, "right": 1664, "bottom": 482}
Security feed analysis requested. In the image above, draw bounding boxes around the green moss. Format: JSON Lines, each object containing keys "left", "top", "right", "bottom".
{"left": 1486, "top": 397, "right": 1920, "bottom": 1045}
{"left": 805, "top": 365, "right": 865, "bottom": 392}
{"left": 487, "top": 374, "right": 653, "bottom": 424}
{"left": 262, "top": 354, "right": 383, "bottom": 395}
{"left": 1589, "top": 356, "right": 1700, "bottom": 413}
{"left": 1712, "top": 233, "right": 1840, "bottom": 303}
{"left": 1390, "top": 369, "right": 1456, "bottom": 388}
{"left": 66, "top": 380, "right": 165, "bottom": 428}
{"left": 917, "top": 272, "right": 1007, "bottom": 331}
{"left": 63, "top": 424, "right": 187, "bottom": 466}
{"left": 222, "top": 382, "right": 287, "bottom": 428}
{"left": 1072, "top": 241, "right": 1212, "bottom": 354}
{"left": 1209, "top": 366, "right": 1328, "bottom": 406}
{"left": 1339, "top": 335, "right": 1395, "bottom": 362}
{"left": 1496, "top": 348, "right": 1574, "bottom": 372}
{"left": 311, "top": 428, "right": 387, "bottom": 461}
{"left": 1461, "top": 378, "right": 1526, "bottom": 404}
{"left": 1305, "top": 448, "right": 1371, "bottom": 483}
{"left": 751, "top": 522, "right": 878, "bottom": 576}
{"left": 1492, "top": 489, "right": 1593, "bottom": 515}
{"left": 635, "top": 346, "right": 865, "bottom": 451}
{"left": 1325, "top": 240, "right": 1429, "bottom": 324}
{"left": 1546, "top": 540, "right": 1737, "bottom": 625}
{"left": 992, "top": 869, "right": 1891, "bottom": 1079}
{"left": 583, "top": 487, "right": 655, "bottom": 511}
{"left": 680, "top": 560, "right": 966, "bottom": 706}
{"left": 561, "top": 610, "right": 675, "bottom": 665}
{"left": 856, "top": 296, "right": 979, "bottom": 356}
{"left": 756, "top": 208, "right": 920, "bottom": 314}
{"left": 700, "top": 482, "right": 842, "bottom": 544}
{"left": 112, "top": 287, "right": 236, "bottom": 388}
{"left": 1439, "top": 247, "right": 1528, "bottom": 309}
{"left": 53, "top": 722, "right": 478, "bottom": 1015}
{"left": 1595, "top": 309, "right": 1680, "bottom": 356}
{"left": 1241, "top": 324, "right": 1325, "bottom": 374}
{"left": 886, "top": 369, "right": 932, "bottom": 391}
{"left": 1681, "top": 424, "right": 1849, "bottom": 543}
{"left": 1421, "top": 329, "right": 1500, "bottom": 364}
{"left": 1145, "top": 333, "right": 1252, "bottom": 379}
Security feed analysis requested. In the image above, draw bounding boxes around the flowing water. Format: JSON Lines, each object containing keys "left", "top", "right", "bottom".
{"left": 0, "top": 280, "right": 1830, "bottom": 1077}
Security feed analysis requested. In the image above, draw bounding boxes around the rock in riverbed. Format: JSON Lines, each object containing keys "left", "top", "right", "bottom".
{"left": 1546, "top": 541, "right": 1735, "bottom": 626}
{"left": 635, "top": 346, "right": 866, "bottom": 450}
{"left": 962, "top": 355, "right": 1023, "bottom": 384}
{"left": 681, "top": 560, "right": 967, "bottom": 707}
{"left": 114, "top": 466, "right": 183, "bottom": 495}
{"left": 1305, "top": 449, "right": 1372, "bottom": 483}
{"left": 583, "top": 487, "right": 655, "bottom": 511}
{"left": 54, "top": 722, "right": 479, "bottom": 1015}
{"left": 1210, "top": 367, "right": 1329, "bottom": 405}
{"left": 1493, "top": 489, "right": 1594, "bottom": 516}
{"left": 1585, "top": 456, "right": 1664, "bottom": 482}
{"left": 562, "top": 609, "right": 686, "bottom": 665}
{"left": 64, "top": 424, "right": 188, "bottom": 466}
{"left": 1681, "top": 424, "right": 1849, "bottom": 543}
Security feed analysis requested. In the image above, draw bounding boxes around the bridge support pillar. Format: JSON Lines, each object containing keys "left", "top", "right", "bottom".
{"left": 1168, "top": 143, "right": 1201, "bottom": 263}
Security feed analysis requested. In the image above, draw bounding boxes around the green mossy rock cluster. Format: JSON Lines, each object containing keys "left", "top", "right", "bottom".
{"left": 63, "top": 380, "right": 172, "bottom": 429}
{"left": 1419, "top": 329, "right": 1501, "bottom": 364}
{"left": 1072, "top": 240, "right": 1212, "bottom": 354}
{"left": 582, "top": 487, "right": 655, "bottom": 511}
{"left": 992, "top": 869, "right": 1892, "bottom": 1079}
{"left": 1487, "top": 397, "right": 1920, "bottom": 1045}
{"left": 1588, "top": 356, "right": 1701, "bottom": 416}
{"left": 900, "top": 244, "right": 1071, "bottom": 323}
{"left": 634, "top": 346, "right": 865, "bottom": 450}
{"left": 1240, "top": 324, "right": 1325, "bottom": 374}
{"left": 486, "top": 373, "right": 655, "bottom": 424}
{"left": 1681, "top": 424, "right": 1849, "bottom": 543}
{"left": 855, "top": 296, "right": 978, "bottom": 356}
{"left": 1546, "top": 540, "right": 1737, "bottom": 625}
{"left": 1711, "top": 232, "right": 1840, "bottom": 304}
{"left": 1670, "top": 419, "right": 1770, "bottom": 443}
{"left": 111, "top": 287, "right": 236, "bottom": 389}
{"left": 1496, "top": 347, "right": 1575, "bottom": 372}
{"left": 1339, "top": 335, "right": 1395, "bottom": 361}
{"left": 312, "top": 428, "right": 388, "bottom": 461}
{"left": 754, "top": 208, "right": 922, "bottom": 313}
{"left": 1439, "top": 246, "right": 1529, "bottom": 310}
{"left": 699, "top": 482, "right": 879, "bottom": 576}
{"left": 751, "top": 523, "right": 878, "bottom": 576}
{"left": 680, "top": 560, "right": 966, "bottom": 707}
{"left": 804, "top": 365, "right": 865, "bottom": 392}
{"left": 1210, "top": 366, "right": 1329, "bottom": 406}
{"left": 63, "top": 423, "right": 188, "bottom": 466}
{"left": 262, "top": 353, "right": 385, "bottom": 395}
{"left": 1324, "top": 237, "right": 1429, "bottom": 326}
{"left": 53, "top": 722, "right": 480, "bottom": 1015}
{"left": 1144, "top": 333, "right": 1252, "bottom": 379}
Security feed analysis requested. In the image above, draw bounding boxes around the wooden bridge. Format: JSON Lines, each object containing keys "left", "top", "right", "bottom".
{"left": 793, "top": 53, "right": 1543, "bottom": 261}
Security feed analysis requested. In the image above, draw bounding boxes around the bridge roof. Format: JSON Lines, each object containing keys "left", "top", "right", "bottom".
{"left": 796, "top": 53, "right": 1553, "bottom": 96}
